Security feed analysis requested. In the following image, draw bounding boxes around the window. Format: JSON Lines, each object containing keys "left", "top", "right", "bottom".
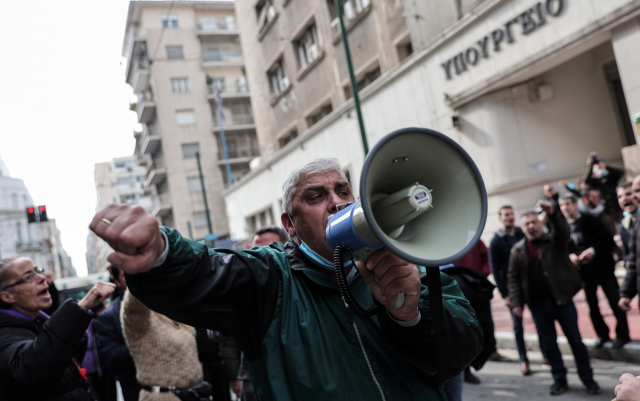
{"left": 307, "top": 102, "right": 333, "bottom": 127}
{"left": 269, "top": 58, "right": 289, "bottom": 96}
{"left": 194, "top": 211, "right": 209, "bottom": 228}
{"left": 328, "top": 0, "right": 370, "bottom": 31}
{"left": 256, "top": 0, "right": 276, "bottom": 24}
{"left": 176, "top": 109, "right": 196, "bottom": 125}
{"left": 182, "top": 143, "right": 200, "bottom": 158}
{"left": 161, "top": 14, "right": 179, "bottom": 28}
{"left": 295, "top": 24, "right": 322, "bottom": 69}
{"left": 396, "top": 38, "right": 413, "bottom": 63}
{"left": 344, "top": 64, "right": 381, "bottom": 99}
{"left": 166, "top": 45, "right": 184, "bottom": 60}
{"left": 279, "top": 128, "right": 298, "bottom": 148}
{"left": 171, "top": 78, "right": 191, "bottom": 93}
{"left": 187, "top": 177, "right": 205, "bottom": 192}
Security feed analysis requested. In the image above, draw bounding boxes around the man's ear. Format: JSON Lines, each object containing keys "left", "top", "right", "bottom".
{"left": 281, "top": 213, "right": 296, "bottom": 240}
{"left": 0, "top": 291, "right": 15, "bottom": 306}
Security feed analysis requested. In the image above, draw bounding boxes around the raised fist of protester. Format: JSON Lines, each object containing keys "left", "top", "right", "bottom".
{"left": 78, "top": 281, "right": 116, "bottom": 311}
{"left": 357, "top": 248, "right": 421, "bottom": 322}
{"left": 538, "top": 200, "right": 555, "bottom": 215}
{"left": 89, "top": 204, "right": 165, "bottom": 275}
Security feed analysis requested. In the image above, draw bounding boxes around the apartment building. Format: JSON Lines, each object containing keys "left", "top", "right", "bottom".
{"left": 223, "top": 0, "right": 640, "bottom": 243}
{"left": 0, "top": 155, "right": 74, "bottom": 279}
{"left": 122, "top": 1, "right": 259, "bottom": 241}
{"left": 86, "top": 156, "right": 153, "bottom": 273}
{"left": 234, "top": 0, "right": 412, "bottom": 160}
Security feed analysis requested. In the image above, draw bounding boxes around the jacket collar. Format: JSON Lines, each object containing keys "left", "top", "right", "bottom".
{"left": 283, "top": 240, "right": 360, "bottom": 290}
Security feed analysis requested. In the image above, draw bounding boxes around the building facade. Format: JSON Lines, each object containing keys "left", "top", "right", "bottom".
{"left": 223, "top": 0, "right": 640, "bottom": 243}
{"left": 122, "top": 1, "right": 259, "bottom": 242}
{"left": 86, "top": 156, "right": 153, "bottom": 274}
{"left": 234, "top": 0, "right": 412, "bottom": 160}
{"left": 0, "top": 156, "right": 74, "bottom": 279}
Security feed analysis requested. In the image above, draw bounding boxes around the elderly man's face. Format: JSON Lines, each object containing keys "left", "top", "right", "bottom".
{"left": 282, "top": 170, "right": 354, "bottom": 260}
{"left": 522, "top": 214, "right": 544, "bottom": 240}
{"left": 0, "top": 258, "right": 51, "bottom": 314}
{"left": 618, "top": 186, "right": 638, "bottom": 214}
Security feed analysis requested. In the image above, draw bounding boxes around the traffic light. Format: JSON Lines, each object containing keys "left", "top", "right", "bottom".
{"left": 38, "top": 205, "right": 48, "bottom": 222}
{"left": 26, "top": 207, "right": 37, "bottom": 224}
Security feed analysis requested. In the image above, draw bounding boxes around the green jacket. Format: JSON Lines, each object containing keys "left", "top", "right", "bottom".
{"left": 126, "top": 228, "right": 482, "bottom": 401}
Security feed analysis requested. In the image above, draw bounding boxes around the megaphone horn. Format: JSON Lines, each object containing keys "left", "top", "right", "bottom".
{"left": 326, "top": 127, "right": 488, "bottom": 317}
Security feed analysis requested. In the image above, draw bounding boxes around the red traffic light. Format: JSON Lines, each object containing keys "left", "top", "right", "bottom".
{"left": 39, "top": 206, "right": 46, "bottom": 212}
{"left": 27, "top": 207, "right": 34, "bottom": 214}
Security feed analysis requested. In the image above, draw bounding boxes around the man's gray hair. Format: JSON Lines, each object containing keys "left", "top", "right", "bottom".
{"left": 282, "top": 158, "right": 348, "bottom": 216}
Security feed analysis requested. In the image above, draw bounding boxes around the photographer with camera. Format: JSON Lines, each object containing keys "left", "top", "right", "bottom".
{"left": 583, "top": 152, "right": 624, "bottom": 234}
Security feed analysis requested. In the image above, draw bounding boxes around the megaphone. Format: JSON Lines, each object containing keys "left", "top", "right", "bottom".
{"left": 326, "top": 127, "right": 487, "bottom": 317}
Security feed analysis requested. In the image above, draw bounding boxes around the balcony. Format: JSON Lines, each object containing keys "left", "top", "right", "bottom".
{"left": 145, "top": 158, "right": 167, "bottom": 187}
{"left": 330, "top": 0, "right": 371, "bottom": 41}
{"left": 129, "top": 58, "right": 150, "bottom": 93}
{"left": 217, "top": 146, "right": 260, "bottom": 165}
{"left": 202, "top": 47, "right": 244, "bottom": 68}
{"left": 140, "top": 124, "right": 161, "bottom": 155}
{"left": 151, "top": 193, "right": 172, "bottom": 218}
{"left": 207, "top": 80, "right": 249, "bottom": 100}
{"left": 196, "top": 21, "right": 239, "bottom": 37}
{"left": 212, "top": 114, "right": 255, "bottom": 131}
{"left": 136, "top": 91, "right": 156, "bottom": 124}
{"left": 16, "top": 241, "right": 46, "bottom": 252}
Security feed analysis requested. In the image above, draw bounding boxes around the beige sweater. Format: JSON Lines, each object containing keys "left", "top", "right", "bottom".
{"left": 121, "top": 290, "right": 203, "bottom": 401}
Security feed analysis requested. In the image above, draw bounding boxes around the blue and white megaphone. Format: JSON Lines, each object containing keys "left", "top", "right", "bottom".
{"left": 326, "top": 127, "right": 487, "bottom": 317}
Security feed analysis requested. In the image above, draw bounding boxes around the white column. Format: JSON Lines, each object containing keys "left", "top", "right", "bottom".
{"left": 612, "top": 18, "right": 640, "bottom": 142}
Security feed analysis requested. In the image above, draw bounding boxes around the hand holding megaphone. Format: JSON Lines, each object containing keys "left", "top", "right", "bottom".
{"left": 356, "top": 248, "right": 421, "bottom": 321}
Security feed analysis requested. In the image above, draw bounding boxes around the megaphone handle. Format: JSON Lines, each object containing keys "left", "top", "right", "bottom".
{"left": 389, "top": 293, "right": 405, "bottom": 309}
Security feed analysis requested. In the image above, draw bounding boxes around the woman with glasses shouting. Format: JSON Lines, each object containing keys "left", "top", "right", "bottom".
{"left": 0, "top": 257, "right": 115, "bottom": 401}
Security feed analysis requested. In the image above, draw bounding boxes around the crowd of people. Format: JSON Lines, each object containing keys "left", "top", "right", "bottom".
{"left": 2, "top": 153, "right": 640, "bottom": 400}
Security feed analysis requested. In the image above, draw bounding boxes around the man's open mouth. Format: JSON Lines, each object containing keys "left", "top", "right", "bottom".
{"left": 37, "top": 288, "right": 50, "bottom": 299}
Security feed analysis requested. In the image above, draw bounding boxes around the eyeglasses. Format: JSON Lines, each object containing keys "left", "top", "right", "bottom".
{"left": 1, "top": 267, "right": 45, "bottom": 291}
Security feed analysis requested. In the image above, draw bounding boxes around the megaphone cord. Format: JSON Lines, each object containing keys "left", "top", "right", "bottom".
{"left": 334, "top": 245, "right": 379, "bottom": 318}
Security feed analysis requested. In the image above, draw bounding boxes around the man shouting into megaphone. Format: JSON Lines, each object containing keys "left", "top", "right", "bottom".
{"left": 90, "top": 158, "right": 482, "bottom": 401}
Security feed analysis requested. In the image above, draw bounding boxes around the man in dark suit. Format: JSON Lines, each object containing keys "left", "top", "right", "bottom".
{"left": 620, "top": 175, "right": 640, "bottom": 314}
{"left": 617, "top": 182, "right": 639, "bottom": 263}
{"left": 559, "top": 194, "right": 629, "bottom": 349}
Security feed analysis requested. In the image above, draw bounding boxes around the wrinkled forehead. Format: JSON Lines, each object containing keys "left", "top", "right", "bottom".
{"left": 6, "top": 258, "right": 35, "bottom": 279}
{"left": 521, "top": 215, "right": 539, "bottom": 224}
{"left": 295, "top": 170, "right": 350, "bottom": 193}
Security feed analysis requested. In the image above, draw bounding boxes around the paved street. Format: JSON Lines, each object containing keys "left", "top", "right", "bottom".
{"left": 464, "top": 349, "right": 635, "bottom": 400}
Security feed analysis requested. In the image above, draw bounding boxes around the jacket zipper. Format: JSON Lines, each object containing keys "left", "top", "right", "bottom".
{"left": 344, "top": 303, "right": 386, "bottom": 401}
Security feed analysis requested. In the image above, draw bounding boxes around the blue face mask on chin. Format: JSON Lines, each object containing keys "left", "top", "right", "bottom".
{"left": 299, "top": 241, "right": 352, "bottom": 271}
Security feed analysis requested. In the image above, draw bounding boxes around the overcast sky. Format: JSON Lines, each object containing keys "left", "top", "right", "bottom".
{"left": 0, "top": 0, "right": 140, "bottom": 276}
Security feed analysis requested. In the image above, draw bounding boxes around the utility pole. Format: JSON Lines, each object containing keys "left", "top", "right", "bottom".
{"left": 195, "top": 152, "right": 213, "bottom": 235}
{"left": 335, "top": 0, "right": 369, "bottom": 156}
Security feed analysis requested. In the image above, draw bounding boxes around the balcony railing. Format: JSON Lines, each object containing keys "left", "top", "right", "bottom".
{"left": 16, "top": 241, "right": 46, "bottom": 252}
{"left": 152, "top": 193, "right": 172, "bottom": 210}
{"left": 196, "top": 21, "right": 236, "bottom": 31}
{"left": 202, "top": 47, "right": 243, "bottom": 63}
{"left": 218, "top": 147, "right": 260, "bottom": 160}
{"left": 146, "top": 157, "right": 166, "bottom": 180}
{"left": 140, "top": 124, "right": 160, "bottom": 146}
{"left": 330, "top": 0, "right": 371, "bottom": 37}
{"left": 213, "top": 114, "right": 254, "bottom": 127}
{"left": 207, "top": 81, "right": 249, "bottom": 95}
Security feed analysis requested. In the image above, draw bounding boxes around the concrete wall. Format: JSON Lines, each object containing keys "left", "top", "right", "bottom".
{"left": 235, "top": 0, "right": 410, "bottom": 159}
{"left": 224, "top": 1, "right": 640, "bottom": 243}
